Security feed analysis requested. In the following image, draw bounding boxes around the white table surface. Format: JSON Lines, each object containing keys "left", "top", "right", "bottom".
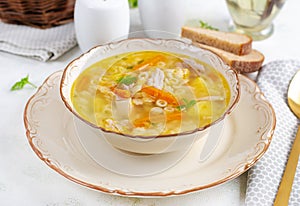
{"left": 0, "top": 0, "right": 299, "bottom": 205}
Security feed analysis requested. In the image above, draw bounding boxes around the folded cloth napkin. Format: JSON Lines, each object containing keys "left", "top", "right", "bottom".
{"left": 0, "top": 22, "right": 77, "bottom": 61}
{"left": 246, "top": 60, "right": 300, "bottom": 206}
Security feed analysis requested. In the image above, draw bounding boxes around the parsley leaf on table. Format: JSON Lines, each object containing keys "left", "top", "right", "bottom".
{"left": 11, "top": 75, "right": 37, "bottom": 91}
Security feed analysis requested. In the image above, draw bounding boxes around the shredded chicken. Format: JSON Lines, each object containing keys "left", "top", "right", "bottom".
{"left": 130, "top": 84, "right": 142, "bottom": 95}
{"left": 113, "top": 98, "right": 131, "bottom": 118}
{"left": 147, "top": 68, "right": 165, "bottom": 90}
{"left": 132, "top": 98, "right": 143, "bottom": 105}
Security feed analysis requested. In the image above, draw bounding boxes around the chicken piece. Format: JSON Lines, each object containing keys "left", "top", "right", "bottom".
{"left": 113, "top": 98, "right": 131, "bottom": 119}
{"left": 147, "top": 68, "right": 165, "bottom": 90}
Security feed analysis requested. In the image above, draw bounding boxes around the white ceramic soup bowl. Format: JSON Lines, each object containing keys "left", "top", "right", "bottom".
{"left": 60, "top": 38, "right": 240, "bottom": 155}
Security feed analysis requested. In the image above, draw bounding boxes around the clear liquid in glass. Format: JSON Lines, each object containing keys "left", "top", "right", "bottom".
{"left": 226, "top": 0, "right": 285, "bottom": 40}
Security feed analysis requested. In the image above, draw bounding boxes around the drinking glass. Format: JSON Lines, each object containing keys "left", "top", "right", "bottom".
{"left": 138, "top": 0, "right": 186, "bottom": 38}
{"left": 226, "top": 0, "right": 286, "bottom": 40}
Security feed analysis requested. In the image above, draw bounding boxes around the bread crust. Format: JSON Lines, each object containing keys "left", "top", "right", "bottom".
{"left": 194, "top": 43, "right": 264, "bottom": 73}
{"left": 182, "top": 26, "right": 252, "bottom": 55}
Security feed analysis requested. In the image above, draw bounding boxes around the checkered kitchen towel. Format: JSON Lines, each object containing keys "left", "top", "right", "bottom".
{"left": 0, "top": 22, "right": 77, "bottom": 61}
{"left": 246, "top": 60, "right": 300, "bottom": 206}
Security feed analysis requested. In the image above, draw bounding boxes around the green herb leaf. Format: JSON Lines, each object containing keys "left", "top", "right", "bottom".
{"left": 117, "top": 75, "right": 137, "bottom": 85}
{"left": 128, "top": 0, "right": 138, "bottom": 8}
{"left": 11, "top": 75, "right": 37, "bottom": 91}
{"left": 199, "top": 20, "right": 219, "bottom": 31}
{"left": 187, "top": 99, "right": 197, "bottom": 108}
{"left": 177, "top": 105, "right": 187, "bottom": 111}
{"left": 177, "top": 99, "right": 197, "bottom": 111}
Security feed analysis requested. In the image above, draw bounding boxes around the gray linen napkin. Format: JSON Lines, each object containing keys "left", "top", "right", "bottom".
{"left": 0, "top": 22, "right": 77, "bottom": 61}
{"left": 246, "top": 60, "right": 300, "bottom": 206}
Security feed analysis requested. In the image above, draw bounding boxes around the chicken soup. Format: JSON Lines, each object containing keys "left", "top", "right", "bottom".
{"left": 71, "top": 51, "right": 230, "bottom": 136}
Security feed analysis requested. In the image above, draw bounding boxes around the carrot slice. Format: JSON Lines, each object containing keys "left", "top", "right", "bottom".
{"left": 166, "top": 112, "right": 182, "bottom": 121}
{"left": 141, "top": 86, "right": 179, "bottom": 106}
{"left": 132, "top": 55, "right": 165, "bottom": 70}
{"left": 133, "top": 116, "right": 151, "bottom": 128}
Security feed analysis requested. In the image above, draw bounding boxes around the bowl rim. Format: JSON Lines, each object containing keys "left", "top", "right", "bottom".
{"left": 60, "top": 37, "right": 240, "bottom": 139}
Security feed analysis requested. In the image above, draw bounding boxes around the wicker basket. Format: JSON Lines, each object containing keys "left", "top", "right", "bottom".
{"left": 0, "top": 0, "right": 75, "bottom": 29}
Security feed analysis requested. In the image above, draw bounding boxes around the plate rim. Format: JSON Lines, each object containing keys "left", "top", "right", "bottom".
{"left": 23, "top": 70, "right": 276, "bottom": 197}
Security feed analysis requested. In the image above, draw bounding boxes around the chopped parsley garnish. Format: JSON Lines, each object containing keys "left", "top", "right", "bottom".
{"left": 117, "top": 75, "right": 137, "bottom": 85}
{"left": 177, "top": 98, "right": 197, "bottom": 111}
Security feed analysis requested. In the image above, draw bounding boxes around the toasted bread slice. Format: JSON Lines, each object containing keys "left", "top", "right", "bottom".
{"left": 194, "top": 43, "right": 264, "bottom": 73}
{"left": 182, "top": 26, "right": 252, "bottom": 55}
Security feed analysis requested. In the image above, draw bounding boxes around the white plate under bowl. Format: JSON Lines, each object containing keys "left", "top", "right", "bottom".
{"left": 24, "top": 71, "right": 275, "bottom": 197}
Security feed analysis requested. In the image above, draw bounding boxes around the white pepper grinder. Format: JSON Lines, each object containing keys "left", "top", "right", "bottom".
{"left": 74, "top": 0, "right": 130, "bottom": 52}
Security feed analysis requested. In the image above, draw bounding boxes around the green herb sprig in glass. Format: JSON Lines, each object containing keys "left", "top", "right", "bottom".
{"left": 128, "top": 0, "right": 138, "bottom": 8}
